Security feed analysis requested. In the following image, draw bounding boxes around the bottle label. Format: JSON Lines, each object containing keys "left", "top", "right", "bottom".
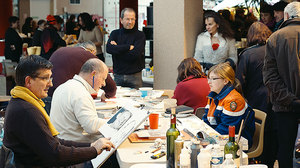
{"left": 211, "top": 156, "right": 223, "bottom": 165}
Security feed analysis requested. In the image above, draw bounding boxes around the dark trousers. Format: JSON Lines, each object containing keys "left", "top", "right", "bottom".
{"left": 258, "top": 104, "right": 278, "bottom": 167}
{"left": 275, "top": 111, "right": 300, "bottom": 168}
{"left": 114, "top": 72, "right": 142, "bottom": 89}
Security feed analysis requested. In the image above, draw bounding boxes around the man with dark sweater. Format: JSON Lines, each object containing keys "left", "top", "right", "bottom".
{"left": 106, "top": 8, "right": 146, "bottom": 89}
{"left": 3, "top": 55, "right": 114, "bottom": 167}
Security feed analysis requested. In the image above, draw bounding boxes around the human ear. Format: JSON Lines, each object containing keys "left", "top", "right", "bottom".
{"left": 24, "top": 76, "right": 32, "bottom": 88}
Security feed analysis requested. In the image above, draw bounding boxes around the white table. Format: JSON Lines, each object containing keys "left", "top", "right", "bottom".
{"left": 116, "top": 115, "right": 249, "bottom": 168}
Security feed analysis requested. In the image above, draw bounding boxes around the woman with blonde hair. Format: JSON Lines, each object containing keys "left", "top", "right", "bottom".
{"left": 173, "top": 58, "right": 210, "bottom": 111}
{"left": 203, "top": 63, "right": 255, "bottom": 147}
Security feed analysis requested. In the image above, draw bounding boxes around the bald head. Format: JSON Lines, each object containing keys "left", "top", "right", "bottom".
{"left": 80, "top": 58, "right": 107, "bottom": 75}
{"left": 79, "top": 58, "right": 108, "bottom": 91}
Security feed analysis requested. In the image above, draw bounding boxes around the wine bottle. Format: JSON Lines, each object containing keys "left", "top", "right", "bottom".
{"left": 167, "top": 108, "right": 180, "bottom": 168}
{"left": 224, "top": 126, "right": 240, "bottom": 166}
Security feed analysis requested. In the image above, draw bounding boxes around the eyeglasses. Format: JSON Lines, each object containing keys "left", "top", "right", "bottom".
{"left": 35, "top": 76, "right": 53, "bottom": 83}
{"left": 124, "top": 18, "right": 136, "bottom": 21}
{"left": 207, "top": 77, "right": 222, "bottom": 81}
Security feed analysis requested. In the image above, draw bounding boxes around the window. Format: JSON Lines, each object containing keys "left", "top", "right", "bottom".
{"left": 70, "top": 0, "right": 80, "bottom": 4}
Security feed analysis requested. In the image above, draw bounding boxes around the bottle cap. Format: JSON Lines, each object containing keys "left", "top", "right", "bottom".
{"left": 171, "top": 107, "right": 176, "bottom": 115}
{"left": 176, "top": 136, "right": 183, "bottom": 141}
{"left": 225, "top": 154, "right": 233, "bottom": 159}
{"left": 229, "top": 126, "right": 235, "bottom": 137}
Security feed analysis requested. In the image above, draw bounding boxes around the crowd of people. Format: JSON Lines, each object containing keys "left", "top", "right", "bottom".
{"left": 1, "top": 1, "right": 300, "bottom": 168}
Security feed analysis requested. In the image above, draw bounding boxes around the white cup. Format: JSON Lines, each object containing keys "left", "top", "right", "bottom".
{"left": 139, "top": 87, "right": 153, "bottom": 98}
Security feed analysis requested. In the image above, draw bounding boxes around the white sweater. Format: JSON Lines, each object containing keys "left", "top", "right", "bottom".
{"left": 50, "top": 75, "right": 105, "bottom": 143}
{"left": 194, "top": 32, "right": 237, "bottom": 65}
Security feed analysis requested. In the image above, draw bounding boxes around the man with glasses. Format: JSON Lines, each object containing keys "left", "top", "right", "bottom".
{"left": 3, "top": 55, "right": 114, "bottom": 167}
{"left": 106, "top": 8, "right": 146, "bottom": 89}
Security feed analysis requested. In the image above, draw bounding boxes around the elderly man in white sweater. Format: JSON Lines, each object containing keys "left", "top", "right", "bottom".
{"left": 50, "top": 58, "right": 108, "bottom": 143}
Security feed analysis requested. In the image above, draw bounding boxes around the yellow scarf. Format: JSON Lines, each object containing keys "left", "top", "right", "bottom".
{"left": 11, "top": 86, "right": 59, "bottom": 136}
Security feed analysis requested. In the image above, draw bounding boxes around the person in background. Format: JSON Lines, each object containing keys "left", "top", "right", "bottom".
{"left": 22, "top": 17, "right": 34, "bottom": 37}
{"left": 194, "top": 11, "right": 237, "bottom": 74}
{"left": 48, "top": 41, "right": 116, "bottom": 100}
{"left": 106, "top": 8, "right": 146, "bottom": 89}
{"left": 203, "top": 63, "right": 255, "bottom": 147}
{"left": 233, "top": 8, "right": 247, "bottom": 41}
{"left": 273, "top": 1, "right": 289, "bottom": 31}
{"left": 173, "top": 58, "right": 210, "bottom": 112}
{"left": 3, "top": 55, "right": 114, "bottom": 167}
{"left": 260, "top": 2, "right": 276, "bottom": 31}
{"left": 94, "top": 18, "right": 108, "bottom": 37}
{"left": 236, "top": 22, "right": 277, "bottom": 167}
{"left": 4, "top": 16, "right": 23, "bottom": 63}
{"left": 41, "top": 15, "right": 72, "bottom": 60}
{"left": 66, "top": 14, "right": 77, "bottom": 35}
{"left": 78, "top": 12, "right": 104, "bottom": 62}
{"left": 236, "top": 22, "right": 272, "bottom": 115}
{"left": 263, "top": 2, "right": 300, "bottom": 167}
{"left": 32, "top": 19, "right": 46, "bottom": 46}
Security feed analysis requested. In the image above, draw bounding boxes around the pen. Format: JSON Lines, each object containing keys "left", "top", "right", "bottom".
{"left": 151, "top": 146, "right": 161, "bottom": 153}
{"left": 92, "top": 75, "right": 95, "bottom": 88}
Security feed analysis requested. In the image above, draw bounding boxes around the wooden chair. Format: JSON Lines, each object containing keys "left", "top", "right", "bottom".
{"left": 247, "top": 109, "right": 267, "bottom": 158}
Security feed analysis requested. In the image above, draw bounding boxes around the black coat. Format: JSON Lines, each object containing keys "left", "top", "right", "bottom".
{"left": 4, "top": 28, "right": 23, "bottom": 62}
{"left": 236, "top": 44, "right": 268, "bottom": 112}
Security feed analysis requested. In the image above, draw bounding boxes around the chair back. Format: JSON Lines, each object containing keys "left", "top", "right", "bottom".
{"left": 195, "top": 107, "right": 205, "bottom": 119}
{"left": 247, "top": 109, "right": 267, "bottom": 158}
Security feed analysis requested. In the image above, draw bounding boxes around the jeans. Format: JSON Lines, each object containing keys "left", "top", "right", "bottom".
{"left": 275, "top": 111, "right": 300, "bottom": 168}
{"left": 114, "top": 72, "right": 142, "bottom": 89}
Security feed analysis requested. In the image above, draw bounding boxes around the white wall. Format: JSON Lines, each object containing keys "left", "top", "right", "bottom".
{"left": 30, "top": 0, "right": 51, "bottom": 20}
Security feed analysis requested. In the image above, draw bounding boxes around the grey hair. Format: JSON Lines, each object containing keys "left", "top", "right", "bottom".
{"left": 120, "top": 8, "right": 135, "bottom": 19}
{"left": 80, "top": 58, "right": 106, "bottom": 74}
{"left": 284, "top": 2, "right": 300, "bottom": 19}
{"left": 75, "top": 41, "right": 96, "bottom": 54}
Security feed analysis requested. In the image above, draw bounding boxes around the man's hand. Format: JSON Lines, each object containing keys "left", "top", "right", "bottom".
{"left": 100, "top": 93, "right": 107, "bottom": 102}
{"left": 110, "top": 41, "right": 117, "bottom": 45}
{"left": 129, "top": 45, "right": 134, "bottom": 50}
{"left": 91, "top": 137, "right": 115, "bottom": 155}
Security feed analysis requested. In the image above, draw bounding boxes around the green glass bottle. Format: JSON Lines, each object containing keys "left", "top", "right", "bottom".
{"left": 166, "top": 108, "right": 180, "bottom": 168}
{"left": 224, "top": 126, "right": 240, "bottom": 164}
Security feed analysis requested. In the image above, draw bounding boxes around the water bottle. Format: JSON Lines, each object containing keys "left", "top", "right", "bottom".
{"left": 197, "top": 148, "right": 211, "bottom": 168}
{"left": 190, "top": 138, "right": 201, "bottom": 168}
{"left": 211, "top": 144, "right": 223, "bottom": 168}
{"left": 180, "top": 148, "right": 191, "bottom": 168}
{"left": 221, "top": 154, "right": 236, "bottom": 168}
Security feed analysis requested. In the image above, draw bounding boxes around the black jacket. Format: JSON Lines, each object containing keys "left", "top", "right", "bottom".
{"left": 4, "top": 28, "right": 23, "bottom": 62}
{"left": 32, "top": 29, "right": 42, "bottom": 46}
{"left": 236, "top": 44, "right": 268, "bottom": 112}
{"left": 263, "top": 18, "right": 300, "bottom": 112}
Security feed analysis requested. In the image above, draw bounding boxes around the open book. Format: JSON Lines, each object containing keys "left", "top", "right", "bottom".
{"left": 91, "top": 105, "right": 150, "bottom": 167}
